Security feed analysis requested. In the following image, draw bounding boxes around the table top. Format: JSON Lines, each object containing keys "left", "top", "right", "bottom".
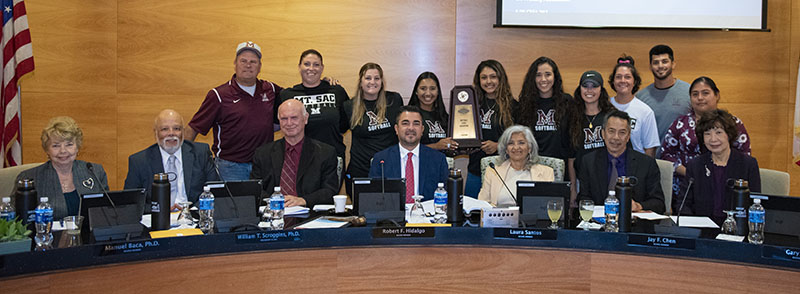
{"left": 2, "top": 212, "right": 800, "bottom": 279}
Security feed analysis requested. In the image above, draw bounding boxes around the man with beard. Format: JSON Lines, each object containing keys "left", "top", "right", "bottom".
{"left": 636, "top": 44, "right": 691, "bottom": 150}
{"left": 125, "top": 109, "right": 219, "bottom": 211}
{"left": 577, "top": 110, "right": 665, "bottom": 214}
{"left": 251, "top": 99, "right": 339, "bottom": 208}
{"left": 369, "top": 106, "right": 449, "bottom": 202}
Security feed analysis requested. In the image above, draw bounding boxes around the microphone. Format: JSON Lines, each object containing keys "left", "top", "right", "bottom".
{"left": 676, "top": 178, "right": 694, "bottom": 227}
{"left": 209, "top": 153, "right": 239, "bottom": 218}
{"left": 489, "top": 162, "right": 517, "bottom": 204}
{"left": 86, "top": 163, "right": 117, "bottom": 211}
{"left": 379, "top": 160, "right": 386, "bottom": 194}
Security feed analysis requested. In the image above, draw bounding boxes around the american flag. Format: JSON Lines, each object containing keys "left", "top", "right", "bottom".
{"left": 1, "top": 0, "right": 34, "bottom": 167}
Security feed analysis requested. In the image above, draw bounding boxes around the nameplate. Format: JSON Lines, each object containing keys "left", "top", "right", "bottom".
{"left": 493, "top": 228, "right": 557, "bottom": 240}
{"left": 235, "top": 230, "right": 302, "bottom": 244}
{"left": 762, "top": 246, "right": 800, "bottom": 262}
{"left": 372, "top": 227, "right": 435, "bottom": 238}
{"left": 99, "top": 240, "right": 166, "bottom": 256}
{"left": 627, "top": 234, "right": 695, "bottom": 250}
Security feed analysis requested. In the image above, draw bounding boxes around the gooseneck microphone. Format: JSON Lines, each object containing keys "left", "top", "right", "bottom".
{"left": 86, "top": 163, "right": 117, "bottom": 212}
{"left": 210, "top": 153, "right": 239, "bottom": 218}
{"left": 676, "top": 178, "right": 694, "bottom": 227}
{"left": 489, "top": 162, "right": 517, "bottom": 203}
{"left": 379, "top": 160, "right": 386, "bottom": 194}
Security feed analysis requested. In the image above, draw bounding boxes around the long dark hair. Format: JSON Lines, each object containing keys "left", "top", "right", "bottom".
{"left": 518, "top": 56, "right": 570, "bottom": 129}
{"left": 472, "top": 59, "right": 514, "bottom": 129}
{"left": 568, "top": 82, "right": 615, "bottom": 147}
{"left": 408, "top": 72, "right": 448, "bottom": 127}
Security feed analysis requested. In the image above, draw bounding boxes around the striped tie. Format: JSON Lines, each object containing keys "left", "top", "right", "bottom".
{"left": 281, "top": 146, "right": 298, "bottom": 197}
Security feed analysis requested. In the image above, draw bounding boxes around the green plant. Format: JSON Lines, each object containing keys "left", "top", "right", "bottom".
{"left": 0, "top": 218, "right": 32, "bottom": 242}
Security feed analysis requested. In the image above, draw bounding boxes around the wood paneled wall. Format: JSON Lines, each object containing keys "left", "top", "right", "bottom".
{"left": 17, "top": 0, "right": 800, "bottom": 194}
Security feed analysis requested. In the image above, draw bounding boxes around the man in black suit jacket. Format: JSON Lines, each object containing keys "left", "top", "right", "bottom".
{"left": 578, "top": 110, "right": 665, "bottom": 213}
{"left": 251, "top": 99, "right": 338, "bottom": 208}
{"left": 125, "top": 109, "right": 218, "bottom": 210}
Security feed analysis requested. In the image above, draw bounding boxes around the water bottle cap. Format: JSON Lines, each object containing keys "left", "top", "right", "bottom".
{"left": 17, "top": 178, "right": 35, "bottom": 189}
{"left": 274, "top": 186, "right": 281, "bottom": 192}
{"left": 203, "top": 186, "right": 210, "bottom": 192}
{"left": 154, "top": 173, "right": 170, "bottom": 181}
{"left": 437, "top": 183, "right": 444, "bottom": 188}
{"left": 753, "top": 199, "right": 761, "bottom": 204}
{"left": 40, "top": 197, "right": 48, "bottom": 202}
{"left": 608, "top": 190, "right": 615, "bottom": 196}
{"left": 1, "top": 197, "right": 9, "bottom": 203}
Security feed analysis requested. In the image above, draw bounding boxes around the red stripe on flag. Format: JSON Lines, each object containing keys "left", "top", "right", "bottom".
{"left": 1, "top": 0, "right": 35, "bottom": 167}
{"left": 13, "top": 2, "right": 28, "bottom": 19}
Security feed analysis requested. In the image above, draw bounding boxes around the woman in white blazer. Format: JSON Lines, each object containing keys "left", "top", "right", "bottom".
{"left": 479, "top": 125, "right": 554, "bottom": 207}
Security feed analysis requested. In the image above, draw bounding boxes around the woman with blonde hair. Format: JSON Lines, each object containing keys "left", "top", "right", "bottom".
{"left": 15, "top": 116, "right": 109, "bottom": 219}
{"left": 343, "top": 62, "right": 404, "bottom": 195}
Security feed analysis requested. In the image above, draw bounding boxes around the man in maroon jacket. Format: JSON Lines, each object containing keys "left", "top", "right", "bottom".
{"left": 186, "top": 41, "right": 283, "bottom": 180}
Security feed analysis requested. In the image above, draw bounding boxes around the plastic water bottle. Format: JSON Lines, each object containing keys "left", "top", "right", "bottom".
{"left": 434, "top": 183, "right": 448, "bottom": 224}
{"left": 0, "top": 197, "right": 15, "bottom": 221}
{"left": 269, "top": 186, "right": 285, "bottom": 230}
{"left": 198, "top": 186, "right": 215, "bottom": 234}
{"left": 34, "top": 197, "right": 53, "bottom": 250}
{"left": 604, "top": 191, "right": 619, "bottom": 232}
{"left": 748, "top": 198, "right": 764, "bottom": 245}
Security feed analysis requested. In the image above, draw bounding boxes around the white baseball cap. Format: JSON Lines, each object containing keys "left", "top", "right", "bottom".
{"left": 236, "top": 41, "right": 262, "bottom": 58}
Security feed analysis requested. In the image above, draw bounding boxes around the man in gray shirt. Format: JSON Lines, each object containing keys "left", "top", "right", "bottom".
{"left": 637, "top": 44, "right": 691, "bottom": 157}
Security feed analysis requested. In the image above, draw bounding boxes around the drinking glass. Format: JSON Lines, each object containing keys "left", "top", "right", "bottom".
{"left": 63, "top": 215, "right": 83, "bottom": 247}
{"left": 578, "top": 200, "right": 594, "bottom": 230}
{"left": 408, "top": 195, "right": 427, "bottom": 223}
{"left": 176, "top": 202, "right": 195, "bottom": 227}
{"left": 721, "top": 210, "right": 737, "bottom": 235}
{"left": 547, "top": 199, "right": 563, "bottom": 229}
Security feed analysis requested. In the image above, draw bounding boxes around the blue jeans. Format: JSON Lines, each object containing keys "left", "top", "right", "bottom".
{"left": 464, "top": 172, "right": 482, "bottom": 197}
{"left": 216, "top": 158, "right": 252, "bottom": 181}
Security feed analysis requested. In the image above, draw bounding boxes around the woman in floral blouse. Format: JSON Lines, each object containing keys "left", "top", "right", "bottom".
{"left": 660, "top": 76, "right": 750, "bottom": 213}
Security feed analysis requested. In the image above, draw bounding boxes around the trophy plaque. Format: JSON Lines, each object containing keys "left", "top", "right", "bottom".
{"left": 448, "top": 85, "right": 482, "bottom": 148}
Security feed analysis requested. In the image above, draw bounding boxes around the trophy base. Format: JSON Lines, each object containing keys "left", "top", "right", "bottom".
{"left": 454, "top": 138, "right": 481, "bottom": 149}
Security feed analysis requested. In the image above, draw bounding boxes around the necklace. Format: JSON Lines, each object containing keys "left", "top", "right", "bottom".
{"left": 586, "top": 114, "right": 597, "bottom": 129}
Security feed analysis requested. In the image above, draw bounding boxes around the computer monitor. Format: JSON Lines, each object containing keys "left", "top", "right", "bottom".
{"left": 516, "top": 181, "right": 571, "bottom": 227}
{"left": 205, "top": 180, "right": 263, "bottom": 214}
{"left": 205, "top": 180, "right": 262, "bottom": 232}
{"left": 80, "top": 188, "right": 146, "bottom": 242}
{"left": 750, "top": 193, "right": 800, "bottom": 237}
{"left": 352, "top": 177, "right": 405, "bottom": 224}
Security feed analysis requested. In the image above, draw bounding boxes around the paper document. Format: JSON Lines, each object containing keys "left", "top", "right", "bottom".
{"left": 716, "top": 234, "right": 745, "bottom": 242}
{"left": 669, "top": 216, "right": 719, "bottom": 228}
{"left": 140, "top": 212, "right": 180, "bottom": 228}
{"left": 260, "top": 205, "right": 309, "bottom": 216}
{"left": 593, "top": 205, "right": 605, "bottom": 218}
{"left": 295, "top": 217, "right": 349, "bottom": 229}
{"left": 632, "top": 212, "right": 670, "bottom": 220}
{"left": 312, "top": 204, "right": 353, "bottom": 212}
{"left": 285, "top": 206, "right": 310, "bottom": 216}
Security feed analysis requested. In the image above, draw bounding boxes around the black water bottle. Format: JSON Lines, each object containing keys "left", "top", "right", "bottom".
{"left": 731, "top": 179, "right": 750, "bottom": 237}
{"left": 615, "top": 176, "right": 637, "bottom": 233}
{"left": 14, "top": 178, "right": 37, "bottom": 225}
{"left": 446, "top": 168, "right": 464, "bottom": 223}
{"left": 151, "top": 173, "right": 170, "bottom": 230}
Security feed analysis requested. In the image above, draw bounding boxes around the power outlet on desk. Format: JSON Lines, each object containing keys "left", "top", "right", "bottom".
{"left": 480, "top": 207, "right": 519, "bottom": 228}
